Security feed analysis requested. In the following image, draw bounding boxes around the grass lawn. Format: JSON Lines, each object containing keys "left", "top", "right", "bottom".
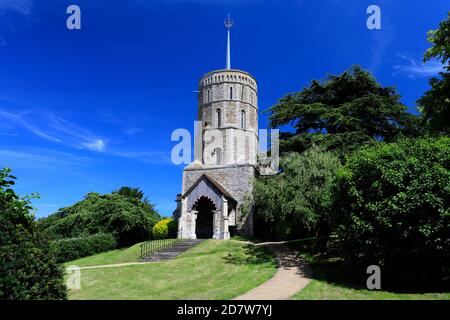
{"left": 68, "top": 240, "right": 277, "bottom": 300}
{"left": 64, "top": 239, "right": 178, "bottom": 267}
{"left": 289, "top": 238, "right": 450, "bottom": 300}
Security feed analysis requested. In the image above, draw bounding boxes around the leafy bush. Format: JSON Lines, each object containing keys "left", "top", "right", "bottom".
{"left": 0, "top": 168, "right": 67, "bottom": 300}
{"left": 50, "top": 233, "right": 117, "bottom": 263}
{"left": 333, "top": 137, "right": 450, "bottom": 288}
{"left": 251, "top": 146, "right": 341, "bottom": 250}
{"left": 152, "top": 218, "right": 178, "bottom": 240}
{"left": 39, "top": 189, "right": 161, "bottom": 247}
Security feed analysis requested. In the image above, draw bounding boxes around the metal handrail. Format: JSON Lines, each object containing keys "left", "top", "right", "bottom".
{"left": 139, "top": 238, "right": 181, "bottom": 260}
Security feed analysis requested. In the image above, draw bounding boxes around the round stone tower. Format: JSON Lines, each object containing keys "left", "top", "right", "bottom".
{"left": 198, "top": 69, "right": 258, "bottom": 166}
{"left": 176, "top": 16, "right": 258, "bottom": 239}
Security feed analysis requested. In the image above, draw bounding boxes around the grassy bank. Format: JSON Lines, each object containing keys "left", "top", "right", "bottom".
{"left": 64, "top": 239, "right": 179, "bottom": 267}
{"left": 68, "top": 240, "right": 277, "bottom": 300}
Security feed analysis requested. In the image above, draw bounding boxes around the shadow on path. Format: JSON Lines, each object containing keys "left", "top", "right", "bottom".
{"left": 233, "top": 242, "right": 312, "bottom": 300}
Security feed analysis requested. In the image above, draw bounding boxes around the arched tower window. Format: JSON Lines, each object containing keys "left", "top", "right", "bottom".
{"left": 215, "top": 148, "right": 223, "bottom": 165}
{"left": 207, "top": 89, "right": 211, "bottom": 103}
{"left": 230, "top": 86, "right": 233, "bottom": 100}
{"left": 216, "top": 109, "right": 222, "bottom": 128}
{"left": 240, "top": 110, "right": 246, "bottom": 129}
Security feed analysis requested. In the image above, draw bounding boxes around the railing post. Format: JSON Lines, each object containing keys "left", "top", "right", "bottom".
{"left": 139, "top": 237, "right": 182, "bottom": 260}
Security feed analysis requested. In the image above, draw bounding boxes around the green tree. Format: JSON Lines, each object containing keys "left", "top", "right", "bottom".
{"left": 114, "top": 186, "right": 145, "bottom": 201}
{"left": 418, "top": 11, "right": 450, "bottom": 134}
{"left": 39, "top": 189, "right": 161, "bottom": 247}
{"left": 333, "top": 137, "right": 450, "bottom": 288}
{"left": 269, "top": 65, "right": 422, "bottom": 156}
{"left": 0, "top": 168, "right": 67, "bottom": 300}
{"left": 251, "top": 146, "right": 341, "bottom": 251}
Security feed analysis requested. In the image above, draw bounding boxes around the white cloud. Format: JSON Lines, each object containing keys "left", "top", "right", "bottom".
{"left": 82, "top": 139, "right": 106, "bottom": 152}
{"left": 393, "top": 54, "right": 445, "bottom": 79}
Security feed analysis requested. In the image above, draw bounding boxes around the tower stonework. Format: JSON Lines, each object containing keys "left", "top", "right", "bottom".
{"left": 175, "top": 16, "right": 261, "bottom": 240}
{"left": 176, "top": 69, "right": 259, "bottom": 239}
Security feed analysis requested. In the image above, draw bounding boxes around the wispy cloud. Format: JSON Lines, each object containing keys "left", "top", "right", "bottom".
{"left": 0, "top": 107, "right": 108, "bottom": 151}
{"left": 0, "top": 0, "right": 33, "bottom": 47}
{"left": 393, "top": 54, "right": 445, "bottom": 79}
{"left": 0, "top": 109, "right": 62, "bottom": 142}
{"left": 0, "top": 148, "right": 94, "bottom": 167}
{"left": 0, "top": 0, "right": 32, "bottom": 15}
{"left": 0, "top": 106, "right": 171, "bottom": 164}
{"left": 82, "top": 139, "right": 106, "bottom": 152}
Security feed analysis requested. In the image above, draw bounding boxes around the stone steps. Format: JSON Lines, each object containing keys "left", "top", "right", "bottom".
{"left": 141, "top": 239, "right": 204, "bottom": 262}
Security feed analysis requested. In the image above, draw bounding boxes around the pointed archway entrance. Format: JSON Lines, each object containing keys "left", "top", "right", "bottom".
{"left": 193, "top": 196, "right": 216, "bottom": 239}
{"left": 178, "top": 174, "right": 237, "bottom": 240}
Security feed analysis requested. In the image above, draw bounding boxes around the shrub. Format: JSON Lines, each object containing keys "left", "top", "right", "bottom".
{"left": 152, "top": 218, "right": 178, "bottom": 240}
{"left": 50, "top": 233, "right": 117, "bottom": 263}
{"left": 333, "top": 137, "right": 450, "bottom": 289}
{"left": 0, "top": 168, "right": 67, "bottom": 300}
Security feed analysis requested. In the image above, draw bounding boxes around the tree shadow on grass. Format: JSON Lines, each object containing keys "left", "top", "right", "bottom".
{"left": 287, "top": 237, "right": 450, "bottom": 294}
{"left": 287, "top": 238, "right": 370, "bottom": 290}
{"left": 222, "top": 244, "right": 276, "bottom": 266}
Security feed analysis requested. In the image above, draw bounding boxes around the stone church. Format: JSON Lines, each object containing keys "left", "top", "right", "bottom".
{"left": 173, "top": 16, "right": 275, "bottom": 240}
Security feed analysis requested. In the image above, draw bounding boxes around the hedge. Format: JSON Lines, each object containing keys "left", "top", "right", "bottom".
{"left": 50, "top": 233, "right": 117, "bottom": 263}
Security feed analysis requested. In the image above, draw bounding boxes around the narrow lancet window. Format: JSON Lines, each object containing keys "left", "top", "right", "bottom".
{"left": 240, "top": 110, "right": 246, "bottom": 129}
{"left": 215, "top": 148, "right": 223, "bottom": 165}
{"left": 217, "top": 109, "right": 222, "bottom": 128}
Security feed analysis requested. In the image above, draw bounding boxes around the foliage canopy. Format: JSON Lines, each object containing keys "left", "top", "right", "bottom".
{"left": 252, "top": 146, "right": 341, "bottom": 250}
{"left": 39, "top": 188, "right": 161, "bottom": 247}
{"left": 418, "top": 11, "right": 450, "bottom": 134}
{"left": 269, "top": 65, "right": 422, "bottom": 155}
{"left": 333, "top": 137, "right": 450, "bottom": 288}
{"left": 0, "top": 168, "right": 67, "bottom": 300}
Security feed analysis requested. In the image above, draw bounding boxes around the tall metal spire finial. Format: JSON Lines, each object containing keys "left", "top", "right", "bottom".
{"left": 224, "top": 14, "right": 233, "bottom": 70}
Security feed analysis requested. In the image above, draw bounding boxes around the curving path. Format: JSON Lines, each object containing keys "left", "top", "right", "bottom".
{"left": 234, "top": 242, "right": 312, "bottom": 300}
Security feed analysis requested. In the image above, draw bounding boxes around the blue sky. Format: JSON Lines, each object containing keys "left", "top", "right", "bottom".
{"left": 0, "top": 0, "right": 448, "bottom": 218}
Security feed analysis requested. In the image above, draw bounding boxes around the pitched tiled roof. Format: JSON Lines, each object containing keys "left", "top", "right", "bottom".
{"left": 182, "top": 173, "right": 236, "bottom": 203}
